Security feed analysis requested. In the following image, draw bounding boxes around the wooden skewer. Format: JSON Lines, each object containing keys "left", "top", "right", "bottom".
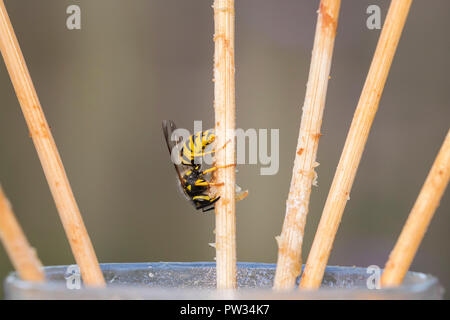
{"left": 0, "top": 185, "right": 45, "bottom": 282}
{"left": 381, "top": 131, "right": 450, "bottom": 287}
{"left": 300, "top": 0, "right": 413, "bottom": 289}
{"left": 0, "top": 0, "right": 105, "bottom": 286}
{"left": 213, "top": 0, "right": 237, "bottom": 289}
{"left": 274, "top": 0, "right": 341, "bottom": 290}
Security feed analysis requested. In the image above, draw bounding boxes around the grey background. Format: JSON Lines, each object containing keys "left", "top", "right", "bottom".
{"left": 0, "top": 0, "right": 449, "bottom": 298}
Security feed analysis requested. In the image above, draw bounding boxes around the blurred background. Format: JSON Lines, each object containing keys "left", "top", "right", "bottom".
{"left": 0, "top": 0, "right": 449, "bottom": 298}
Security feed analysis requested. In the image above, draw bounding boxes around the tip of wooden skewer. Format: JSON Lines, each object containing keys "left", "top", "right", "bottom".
{"left": 0, "top": 185, "right": 45, "bottom": 282}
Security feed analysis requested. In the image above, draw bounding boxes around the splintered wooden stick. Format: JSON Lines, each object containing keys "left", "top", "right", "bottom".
{"left": 213, "top": 0, "right": 237, "bottom": 289}
{"left": 0, "top": 185, "right": 45, "bottom": 282}
{"left": 381, "top": 131, "right": 450, "bottom": 287}
{"left": 300, "top": 0, "right": 412, "bottom": 289}
{"left": 274, "top": 0, "right": 341, "bottom": 290}
{"left": 0, "top": 0, "right": 105, "bottom": 286}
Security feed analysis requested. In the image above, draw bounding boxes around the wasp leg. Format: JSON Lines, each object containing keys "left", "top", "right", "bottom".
{"left": 216, "top": 138, "right": 231, "bottom": 152}
{"left": 203, "top": 196, "right": 220, "bottom": 212}
{"left": 193, "top": 195, "right": 220, "bottom": 212}
{"left": 202, "top": 205, "right": 216, "bottom": 213}
{"left": 201, "top": 163, "right": 236, "bottom": 175}
{"left": 194, "top": 181, "right": 224, "bottom": 187}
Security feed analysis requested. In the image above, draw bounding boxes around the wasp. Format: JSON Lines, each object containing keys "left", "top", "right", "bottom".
{"left": 162, "top": 120, "right": 247, "bottom": 212}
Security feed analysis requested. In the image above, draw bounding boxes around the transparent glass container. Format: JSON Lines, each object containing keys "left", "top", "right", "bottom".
{"left": 4, "top": 262, "right": 443, "bottom": 299}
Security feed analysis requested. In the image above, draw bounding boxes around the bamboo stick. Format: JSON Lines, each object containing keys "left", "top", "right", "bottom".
{"left": 381, "top": 131, "right": 450, "bottom": 287}
{"left": 0, "top": 185, "right": 45, "bottom": 282}
{"left": 213, "top": 0, "right": 237, "bottom": 289}
{"left": 300, "top": 0, "right": 413, "bottom": 289}
{"left": 0, "top": 0, "right": 105, "bottom": 286}
{"left": 274, "top": 0, "right": 341, "bottom": 290}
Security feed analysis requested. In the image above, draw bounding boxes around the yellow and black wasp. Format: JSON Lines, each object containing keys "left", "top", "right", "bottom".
{"left": 162, "top": 120, "right": 247, "bottom": 212}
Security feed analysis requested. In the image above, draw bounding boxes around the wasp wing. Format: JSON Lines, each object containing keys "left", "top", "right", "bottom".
{"left": 162, "top": 120, "right": 182, "bottom": 159}
{"left": 162, "top": 120, "right": 190, "bottom": 200}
